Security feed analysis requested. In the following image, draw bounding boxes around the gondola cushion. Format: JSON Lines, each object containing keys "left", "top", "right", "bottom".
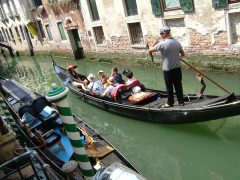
{"left": 128, "top": 92, "right": 153, "bottom": 102}
{"left": 45, "top": 132, "right": 61, "bottom": 147}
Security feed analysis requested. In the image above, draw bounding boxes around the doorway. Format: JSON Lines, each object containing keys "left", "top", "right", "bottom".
{"left": 68, "top": 29, "right": 84, "bottom": 59}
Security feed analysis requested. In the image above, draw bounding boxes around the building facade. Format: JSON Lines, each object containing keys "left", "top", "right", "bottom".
{"left": 0, "top": 0, "right": 239, "bottom": 58}
{"left": 80, "top": 0, "right": 240, "bottom": 55}
{"left": 0, "top": 0, "right": 90, "bottom": 58}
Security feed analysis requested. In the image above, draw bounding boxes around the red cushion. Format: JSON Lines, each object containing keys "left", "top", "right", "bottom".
{"left": 113, "top": 84, "right": 127, "bottom": 97}
{"left": 113, "top": 80, "right": 141, "bottom": 97}
{"left": 127, "top": 79, "right": 140, "bottom": 87}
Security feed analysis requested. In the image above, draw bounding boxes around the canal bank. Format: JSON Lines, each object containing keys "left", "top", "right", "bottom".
{"left": 14, "top": 51, "right": 240, "bottom": 74}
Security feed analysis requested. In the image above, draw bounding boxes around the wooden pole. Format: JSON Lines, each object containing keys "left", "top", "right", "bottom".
{"left": 180, "top": 58, "right": 231, "bottom": 94}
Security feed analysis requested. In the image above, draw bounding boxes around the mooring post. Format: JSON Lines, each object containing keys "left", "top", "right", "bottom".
{"left": 46, "top": 83, "right": 95, "bottom": 180}
{"left": 62, "top": 160, "right": 84, "bottom": 180}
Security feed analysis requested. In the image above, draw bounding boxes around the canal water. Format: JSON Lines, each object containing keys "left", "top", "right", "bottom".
{"left": 1, "top": 55, "right": 240, "bottom": 180}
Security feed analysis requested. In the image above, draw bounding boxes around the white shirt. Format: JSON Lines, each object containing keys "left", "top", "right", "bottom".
{"left": 103, "top": 83, "right": 119, "bottom": 97}
{"left": 88, "top": 80, "right": 105, "bottom": 95}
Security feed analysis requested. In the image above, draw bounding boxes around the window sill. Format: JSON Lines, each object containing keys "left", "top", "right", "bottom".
{"left": 229, "top": 2, "right": 240, "bottom": 9}
{"left": 163, "top": 14, "right": 185, "bottom": 20}
{"left": 230, "top": 44, "right": 240, "bottom": 48}
{"left": 96, "top": 44, "right": 107, "bottom": 47}
{"left": 131, "top": 44, "right": 146, "bottom": 49}
{"left": 91, "top": 21, "right": 102, "bottom": 27}
{"left": 125, "top": 15, "right": 140, "bottom": 23}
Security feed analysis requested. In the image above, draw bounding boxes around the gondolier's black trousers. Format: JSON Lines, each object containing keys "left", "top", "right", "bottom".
{"left": 163, "top": 67, "right": 184, "bottom": 106}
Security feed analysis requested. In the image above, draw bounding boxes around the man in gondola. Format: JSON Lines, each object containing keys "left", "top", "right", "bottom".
{"left": 111, "top": 67, "right": 124, "bottom": 84}
{"left": 148, "top": 26, "right": 185, "bottom": 108}
{"left": 67, "top": 64, "right": 88, "bottom": 91}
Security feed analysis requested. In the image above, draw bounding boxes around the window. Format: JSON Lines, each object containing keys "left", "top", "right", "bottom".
{"left": 1, "top": 27, "right": 7, "bottom": 41}
{"left": 37, "top": 20, "right": 45, "bottom": 38}
{"left": 48, "top": 0, "right": 56, "bottom": 4}
{"left": 128, "top": 23, "right": 144, "bottom": 44}
{"left": 89, "top": 0, "right": 100, "bottom": 21}
{"left": 20, "top": 25, "right": 25, "bottom": 40}
{"left": 93, "top": 26, "right": 105, "bottom": 44}
{"left": 0, "top": 30, "right": 4, "bottom": 42}
{"left": 57, "top": 22, "right": 67, "bottom": 40}
{"left": 163, "top": 0, "right": 180, "bottom": 10}
{"left": 45, "top": 24, "right": 53, "bottom": 41}
{"left": 8, "top": 0, "right": 18, "bottom": 16}
{"left": 5, "top": 29, "right": 11, "bottom": 41}
{"left": 32, "top": 0, "right": 43, "bottom": 7}
{"left": 15, "top": 27, "right": 22, "bottom": 43}
{"left": 150, "top": 0, "right": 194, "bottom": 15}
{"left": 124, "top": 0, "right": 138, "bottom": 16}
{"left": 229, "top": 12, "right": 240, "bottom": 45}
{"left": 9, "top": 28, "right": 14, "bottom": 41}
{"left": 0, "top": 5, "right": 6, "bottom": 20}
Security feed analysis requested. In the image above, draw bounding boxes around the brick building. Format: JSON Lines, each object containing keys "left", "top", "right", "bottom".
{"left": 0, "top": 0, "right": 239, "bottom": 58}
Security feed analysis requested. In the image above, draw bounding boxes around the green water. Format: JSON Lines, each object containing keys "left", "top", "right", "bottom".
{"left": 1, "top": 55, "right": 240, "bottom": 180}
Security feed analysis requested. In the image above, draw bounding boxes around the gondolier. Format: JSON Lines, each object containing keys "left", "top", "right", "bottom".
{"left": 148, "top": 26, "right": 185, "bottom": 108}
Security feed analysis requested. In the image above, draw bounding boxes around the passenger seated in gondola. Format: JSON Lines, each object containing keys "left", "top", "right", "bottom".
{"left": 122, "top": 68, "right": 145, "bottom": 91}
{"left": 67, "top": 64, "right": 88, "bottom": 91}
{"left": 122, "top": 69, "right": 136, "bottom": 85}
{"left": 87, "top": 73, "right": 105, "bottom": 96}
{"left": 98, "top": 70, "right": 109, "bottom": 88}
{"left": 101, "top": 76, "right": 119, "bottom": 99}
{"left": 111, "top": 67, "right": 124, "bottom": 84}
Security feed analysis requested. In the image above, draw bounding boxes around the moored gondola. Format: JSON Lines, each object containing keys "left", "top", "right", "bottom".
{"left": 0, "top": 77, "right": 143, "bottom": 179}
{"left": 52, "top": 59, "right": 240, "bottom": 124}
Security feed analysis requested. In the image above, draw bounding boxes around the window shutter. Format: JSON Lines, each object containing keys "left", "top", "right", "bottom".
{"left": 180, "top": 0, "right": 195, "bottom": 12}
{"left": 212, "top": 0, "right": 227, "bottom": 8}
{"left": 89, "top": 0, "right": 100, "bottom": 21}
{"left": 150, "top": 0, "right": 163, "bottom": 16}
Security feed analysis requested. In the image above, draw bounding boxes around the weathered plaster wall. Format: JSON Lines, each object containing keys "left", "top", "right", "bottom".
{"left": 1, "top": 0, "right": 240, "bottom": 56}
{"left": 80, "top": 0, "right": 240, "bottom": 55}
{"left": 80, "top": 0, "right": 164, "bottom": 53}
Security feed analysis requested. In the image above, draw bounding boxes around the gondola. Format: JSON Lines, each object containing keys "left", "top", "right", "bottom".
{"left": 52, "top": 59, "right": 240, "bottom": 124}
{"left": 0, "top": 77, "right": 143, "bottom": 179}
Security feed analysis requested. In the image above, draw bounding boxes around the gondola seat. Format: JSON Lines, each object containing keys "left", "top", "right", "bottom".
{"left": 18, "top": 104, "right": 37, "bottom": 119}
{"left": 35, "top": 129, "right": 64, "bottom": 152}
{"left": 21, "top": 112, "right": 42, "bottom": 130}
{"left": 32, "top": 96, "right": 59, "bottom": 122}
{"left": 19, "top": 105, "right": 42, "bottom": 129}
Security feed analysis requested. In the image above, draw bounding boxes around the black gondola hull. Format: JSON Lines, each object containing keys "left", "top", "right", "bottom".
{"left": 52, "top": 60, "right": 240, "bottom": 124}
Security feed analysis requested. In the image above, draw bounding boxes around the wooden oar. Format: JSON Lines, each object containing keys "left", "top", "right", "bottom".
{"left": 180, "top": 58, "right": 231, "bottom": 94}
